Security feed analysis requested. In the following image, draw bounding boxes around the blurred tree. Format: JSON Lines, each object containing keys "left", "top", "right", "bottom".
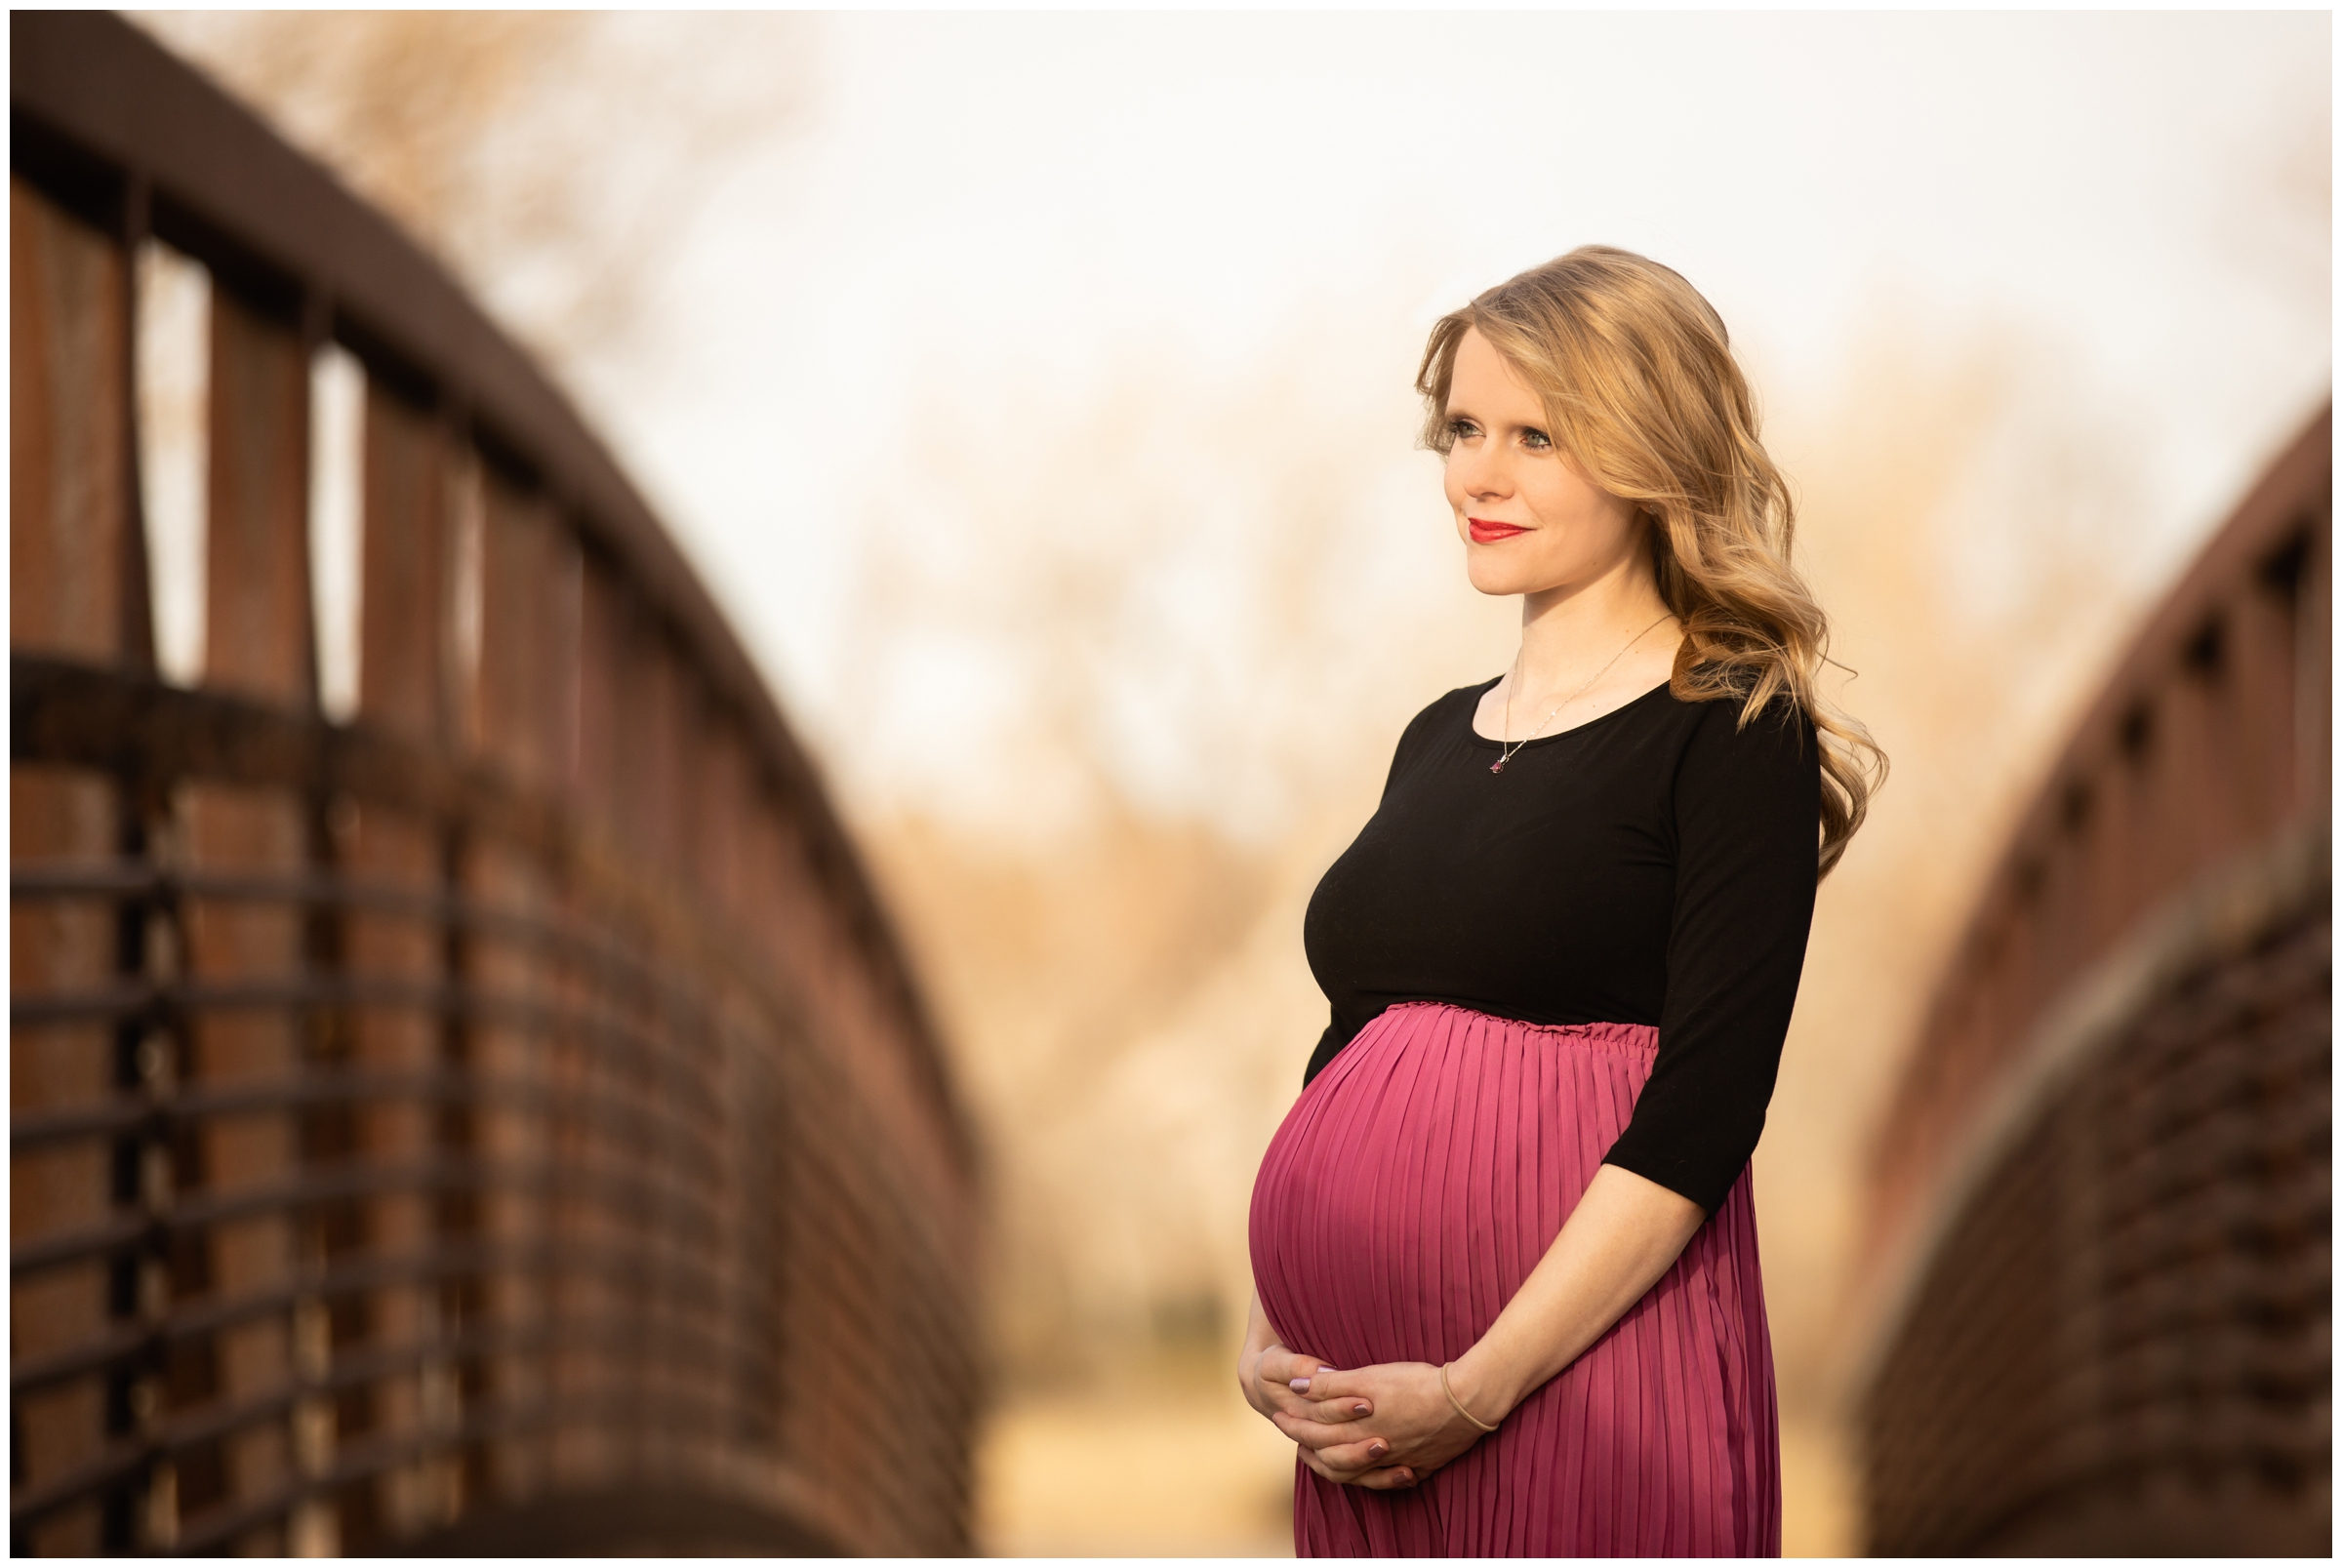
{"left": 130, "top": 12, "right": 809, "bottom": 376}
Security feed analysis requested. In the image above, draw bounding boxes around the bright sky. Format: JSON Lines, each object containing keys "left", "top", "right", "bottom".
{"left": 546, "top": 10, "right": 2326, "bottom": 822}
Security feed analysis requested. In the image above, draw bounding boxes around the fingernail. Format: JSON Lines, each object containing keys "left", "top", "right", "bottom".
{"left": 1368, "top": 1442, "right": 1388, "bottom": 1458}
{"left": 1353, "top": 1402, "right": 1371, "bottom": 1417}
{"left": 1289, "top": 1378, "right": 1311, "bottom": 1392}
{"left": 1399, "top": 1470, "right": 1418, "bottom": 1487}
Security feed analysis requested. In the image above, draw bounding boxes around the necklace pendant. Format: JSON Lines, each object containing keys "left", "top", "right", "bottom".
{"left": 1489, "top": 758, "right": 1506, "bottom": 774}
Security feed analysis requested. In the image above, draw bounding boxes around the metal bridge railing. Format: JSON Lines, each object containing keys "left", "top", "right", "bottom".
{"left": 12, "top": 13, "right": 978, "bottom": 1556}
{"left": 1850, "top": 406, "right": 2330, "bottom": 1553}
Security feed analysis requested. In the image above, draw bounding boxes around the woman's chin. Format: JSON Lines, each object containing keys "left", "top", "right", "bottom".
{"left": 1465, "top": 562, "right": 1539, "bottom": 599}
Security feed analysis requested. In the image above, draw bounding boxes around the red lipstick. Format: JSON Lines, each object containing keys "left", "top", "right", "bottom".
{"left": 1469, "top": 517, "right": 1529, "bottom": 543}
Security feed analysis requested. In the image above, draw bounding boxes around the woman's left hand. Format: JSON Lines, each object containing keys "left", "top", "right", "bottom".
{"left": 1271, "top": 1361, "right": 1489, "bottom": 1489}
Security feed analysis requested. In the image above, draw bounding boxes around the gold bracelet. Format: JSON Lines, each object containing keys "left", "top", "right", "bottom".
{"left": 1439, "top": 1362, "right": 1499, "bottom": 1433}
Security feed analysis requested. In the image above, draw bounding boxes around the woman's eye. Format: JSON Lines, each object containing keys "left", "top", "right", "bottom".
{"left": 1446, "top": 419, "right": 1479, "bottom": 442}
{"left": 1521, "top": 428, "right": 1553, "bottom": 451}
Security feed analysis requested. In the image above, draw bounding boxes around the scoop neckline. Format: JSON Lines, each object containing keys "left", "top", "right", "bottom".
{"left": 1463, "top": 675, "right": 1675, "bottom": 750}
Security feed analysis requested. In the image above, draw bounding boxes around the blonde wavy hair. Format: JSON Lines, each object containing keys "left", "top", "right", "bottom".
{"left": 1418, "top": 245, "right": 1884, "bottom": 877}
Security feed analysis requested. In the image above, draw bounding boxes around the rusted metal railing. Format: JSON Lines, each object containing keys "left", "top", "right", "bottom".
{"left": 1850, "top": 407, "right": 2330, "bottom": 1553}
{"left": 12, "top": 13, "right": 978, "bottom": 1555}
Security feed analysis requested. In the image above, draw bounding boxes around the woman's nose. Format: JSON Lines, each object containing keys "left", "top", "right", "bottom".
{"left": 1452, "top": 449, "right": 1508, "bottom": 503}
{"left": 1458, "top": 452, "right": 1511, "bottom": 503}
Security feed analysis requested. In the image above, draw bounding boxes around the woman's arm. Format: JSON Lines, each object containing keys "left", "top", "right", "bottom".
{"left": 1274, "top": 1165, "right": 1704, "bottom": 1484}
{"left": 1449, "top": 1163, "right": 1704, "bottom": 1415}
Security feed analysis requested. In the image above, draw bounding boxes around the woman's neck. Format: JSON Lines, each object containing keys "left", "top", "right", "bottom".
{"left": 1514, "top": 556, "right": 1676, "bottom": 693}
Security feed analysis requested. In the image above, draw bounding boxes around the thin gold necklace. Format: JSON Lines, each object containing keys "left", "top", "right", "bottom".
{"left": 1490, "top": 612, "right": 1674, "bottom": 775}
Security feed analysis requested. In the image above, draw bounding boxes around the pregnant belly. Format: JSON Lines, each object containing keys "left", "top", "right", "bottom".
{"left": 1247, "top": 1002, "right": 1658, "bottom": 1373}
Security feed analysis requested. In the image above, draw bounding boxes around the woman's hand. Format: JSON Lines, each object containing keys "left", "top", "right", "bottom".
{"left": 1237, "top": 1292, "right": 1377, "bottom": 1433}
{"left": 1271, "top": 1361, "right": 1488, "bottom": 1490}
{"left": 1262, "top": 1167, "right": 1707, "bottom": 1493}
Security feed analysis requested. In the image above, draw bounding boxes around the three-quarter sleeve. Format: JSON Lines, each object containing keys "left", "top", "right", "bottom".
{"left": 1602, "top": 697, "right": 1819, "bottom": 1214}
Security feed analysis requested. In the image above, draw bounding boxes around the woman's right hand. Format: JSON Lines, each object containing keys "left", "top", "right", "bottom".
{"left": 1238, "top": 1291, "right": 1377, "bottom": 1431}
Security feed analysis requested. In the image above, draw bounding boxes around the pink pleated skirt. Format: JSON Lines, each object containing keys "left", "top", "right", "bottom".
{"left": 1249, "top": 1001, "right": 1779, "bottom": 1557}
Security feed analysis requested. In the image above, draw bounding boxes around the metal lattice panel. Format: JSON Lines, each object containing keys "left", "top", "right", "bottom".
{"left": 12, "top": 13, "right": 977, "bottom": 1556}
{"left": 1849, "top": 386, "right": 2330, "bottom": 1555}
{"left": 1863, "top": 902, "right": 2329, "bottom": 1554}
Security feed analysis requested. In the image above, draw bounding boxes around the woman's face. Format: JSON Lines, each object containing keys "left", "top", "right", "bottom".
{"left": 1442, "top": 327, "right": 1644, "bottom": 600}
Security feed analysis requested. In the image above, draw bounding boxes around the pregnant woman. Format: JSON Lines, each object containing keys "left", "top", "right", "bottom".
{"left": 1241, "top": 247, "right": 1883, "bottom": 1556}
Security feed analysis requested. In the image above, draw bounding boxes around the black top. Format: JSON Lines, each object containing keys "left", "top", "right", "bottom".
{"left": 1301, "top": 676, "right": 1820, "bottom": 1214}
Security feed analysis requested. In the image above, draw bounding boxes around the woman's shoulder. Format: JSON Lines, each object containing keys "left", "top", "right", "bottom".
{"left": 1669, "top": 687, "right": 1819, "bottom": 786}
{"left": 1393, "top": 678, "right": 1500, "bottom": 753}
